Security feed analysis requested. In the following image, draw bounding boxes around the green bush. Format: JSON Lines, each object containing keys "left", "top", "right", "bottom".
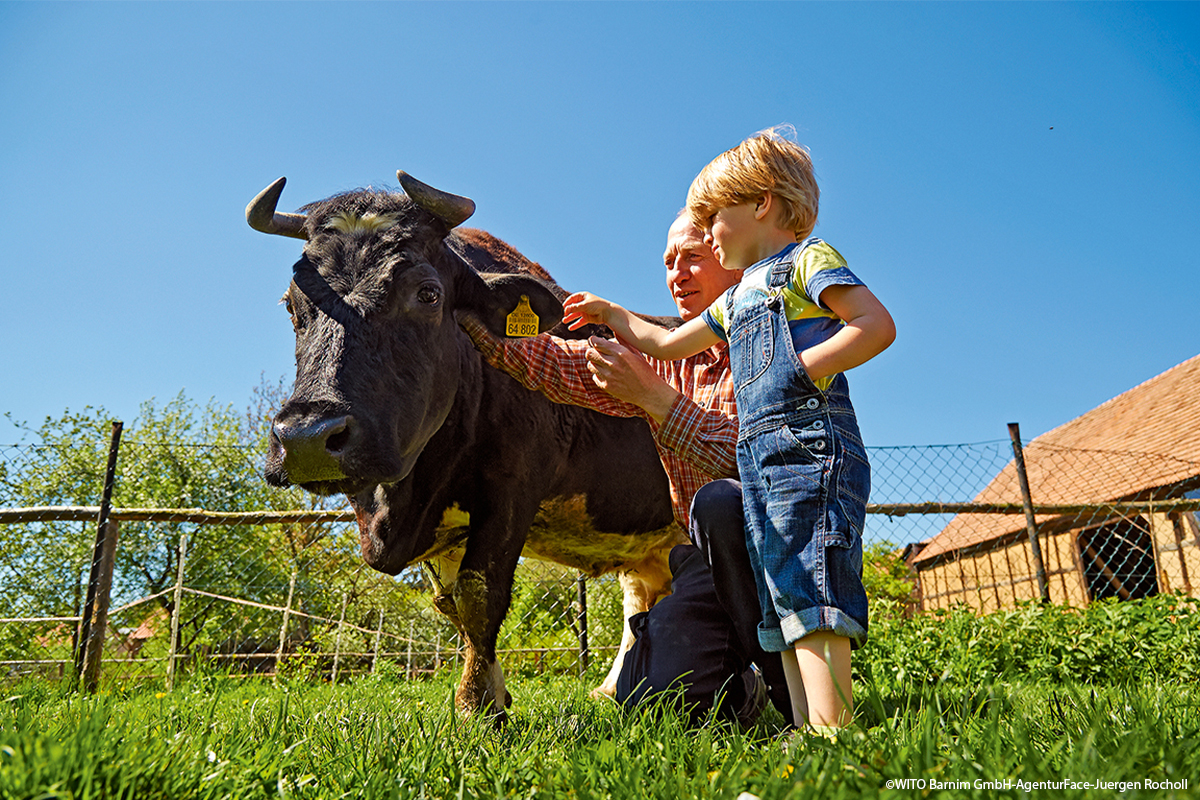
{"left": 860, "top": 592, "right": 1200, "bottom": 693}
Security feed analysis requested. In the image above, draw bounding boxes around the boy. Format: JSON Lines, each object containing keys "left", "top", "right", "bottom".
{"left": 563, "top": 126, "right": 895, "bottom": 732}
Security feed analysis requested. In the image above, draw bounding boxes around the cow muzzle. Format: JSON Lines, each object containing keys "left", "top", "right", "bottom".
{"left": 268, "top": 413, "right": 356, "bottom": 488}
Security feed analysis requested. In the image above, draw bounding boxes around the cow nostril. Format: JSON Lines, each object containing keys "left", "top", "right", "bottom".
{"left": 326, "top": 424, "right": 351, "bottom": 455}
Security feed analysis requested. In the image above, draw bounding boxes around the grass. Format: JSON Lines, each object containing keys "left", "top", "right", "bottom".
{"left": 2, "top": 672, "right": 1196, "bottom": 799}
{"left": 2, "top": 595, "right": 1198, "bottom": 799}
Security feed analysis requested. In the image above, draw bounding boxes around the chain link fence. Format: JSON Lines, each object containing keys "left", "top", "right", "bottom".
{"left": 900, "top": 435, "right": 1200, "bottom": 612}
{"left": 2, "top": 427, "right": 1198, "bottom": 685}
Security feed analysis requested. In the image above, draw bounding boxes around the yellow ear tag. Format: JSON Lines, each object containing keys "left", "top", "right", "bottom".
{"left": 505, "top": 295, "right": 541, "bottom": 337}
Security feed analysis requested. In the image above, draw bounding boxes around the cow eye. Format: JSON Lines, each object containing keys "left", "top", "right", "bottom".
{"left": 417, "top": 286, "right": 441, "bottom": 305}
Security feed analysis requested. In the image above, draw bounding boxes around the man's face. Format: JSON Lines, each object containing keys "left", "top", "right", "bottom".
{"left": 664, "top": 218, "right": 743, "bottom": 321}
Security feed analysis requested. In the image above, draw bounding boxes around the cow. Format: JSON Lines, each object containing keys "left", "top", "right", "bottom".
{"left": 246, "top": 171, "right": 683, "bottom": 720}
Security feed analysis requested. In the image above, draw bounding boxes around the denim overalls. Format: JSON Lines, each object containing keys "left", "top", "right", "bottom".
{"left": 727, "top": 245, "right": 870, "bottom": 652}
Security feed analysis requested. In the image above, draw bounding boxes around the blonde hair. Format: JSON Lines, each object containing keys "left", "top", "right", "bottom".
{"left": 686, "top": 125, "right": 820, "bottom": 240}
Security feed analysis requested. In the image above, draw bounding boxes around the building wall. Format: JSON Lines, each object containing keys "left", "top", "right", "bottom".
{"left": 917, "top": 511, "right": 1200, "bottom": 612}
{"left": 1151, "top": 511, "right": 1200, "bottom": 597}
{"left": 916, "top": 529, "right": 1091, "bottom": 612}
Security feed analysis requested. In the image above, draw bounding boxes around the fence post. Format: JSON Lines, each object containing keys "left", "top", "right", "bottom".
{"left": 167, "top": 532, "right": 189, "bottom": 690}
{"left": 332, "top": 591, "right": 348, "bottom": 683}
{"left": 576, "top": 574, "right": 589, "bottom": 676}
{"left": 75, "top": 421, "right": 123, "bottom": 691}
{"left": 371, "top": 608, "right": 384, "bottom": 675}
{"left": 80, "top": 519, "right": 120, "bottom": 692}
{"left": 406, "top": 621, "right": 414, "bottom": 678}
{"left": 1009, "top": 423, "right": 1050, "bottom": 603}
{"left": 275, "top": 569, "right": 297, "bottom": 681}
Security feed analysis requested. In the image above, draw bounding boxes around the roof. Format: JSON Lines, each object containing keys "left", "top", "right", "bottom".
{"left": 914, "top": 353, "right": 1200, "bottom": 565}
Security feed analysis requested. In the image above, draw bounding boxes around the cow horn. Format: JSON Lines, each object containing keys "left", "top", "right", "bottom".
{"left": 397, "top": 171, "right": 476, "bottom": 228}
{"left": 246, "top": 177, "right": 309, "bottom": 240}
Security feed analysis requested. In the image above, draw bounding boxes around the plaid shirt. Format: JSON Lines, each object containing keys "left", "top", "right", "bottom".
{"left": 460, "top": 316, "right": 738, "bottom": 528}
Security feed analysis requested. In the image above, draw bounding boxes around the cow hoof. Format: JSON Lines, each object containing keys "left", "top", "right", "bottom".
{"left": 588, "top": 684, "right": 617, "bottom": 701}
{"left": 455, "top": 689, "right": 511, "bottom": 724}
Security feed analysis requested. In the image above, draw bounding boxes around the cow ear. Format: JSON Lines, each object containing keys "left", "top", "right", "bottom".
{"left": 458, "top": 272, "right": 564, "bottom": 338}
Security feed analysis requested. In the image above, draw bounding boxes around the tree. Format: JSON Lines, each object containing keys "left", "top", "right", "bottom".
{"left": 0, "top": 392, "right": 356, "bottom": 665}
{"left": 862, "top": 539, "right": 917, "bottom": 618}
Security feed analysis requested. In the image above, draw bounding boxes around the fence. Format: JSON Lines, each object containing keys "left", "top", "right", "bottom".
{"left": 2, "top": 423, "right": 1198, "bottom": 686}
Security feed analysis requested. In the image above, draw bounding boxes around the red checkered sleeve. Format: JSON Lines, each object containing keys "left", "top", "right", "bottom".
{"left": 656, "top": 386, "right": 739, "bottom": 479}
{"left": 459, "top": 315, "right": 644, "bottom": 417}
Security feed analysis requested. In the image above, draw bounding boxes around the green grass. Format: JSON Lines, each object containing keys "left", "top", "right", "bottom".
{"left": 2, "top": 673, "right": 1196, "bottom": 799}
{"left": 2, "top": 595, "right": 1199, "bottom": 799}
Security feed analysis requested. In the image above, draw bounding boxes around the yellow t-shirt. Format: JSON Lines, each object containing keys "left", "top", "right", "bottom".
{"left": 701, "top": 239, "right": 865, "bottom": 390}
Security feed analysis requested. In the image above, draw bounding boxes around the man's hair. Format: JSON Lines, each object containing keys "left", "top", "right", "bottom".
{"left": 686, "top": 125, "right": 819, "bottom": 240}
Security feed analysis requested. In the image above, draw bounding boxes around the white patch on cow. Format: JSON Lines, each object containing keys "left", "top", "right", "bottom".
{"left": 522, "top": 495, "right": 683, "bottom": 576}
{"left": 441, "top": 504, "right": 470, "bottom": 530}
{"left": 326, "top": 211, "right": 397, "bottom": 235}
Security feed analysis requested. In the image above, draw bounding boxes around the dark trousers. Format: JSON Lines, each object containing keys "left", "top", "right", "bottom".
{"left": 614, "top": 479, "right": 790, "bottom": 723}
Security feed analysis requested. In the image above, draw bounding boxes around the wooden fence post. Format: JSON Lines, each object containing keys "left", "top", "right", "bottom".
{"left": 80, "top": 519, "right": 120, "bottom": 692}
{"left": 75, "top": 421, "right": 123, "bottom": 692}
{"left": 167, "top": 532, "right": 189, "bottom": 690}
{"left": 1009, "top": 423, "right": 1051, "bottom": 603}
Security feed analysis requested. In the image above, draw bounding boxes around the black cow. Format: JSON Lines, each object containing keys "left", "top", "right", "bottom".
{"left": 246, "top": 172, "right": 682, "bottom": 719}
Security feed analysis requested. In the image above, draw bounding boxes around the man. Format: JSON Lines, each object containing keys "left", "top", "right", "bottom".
{"left": 458, "top": 213, "right": 789, "bottom": 724}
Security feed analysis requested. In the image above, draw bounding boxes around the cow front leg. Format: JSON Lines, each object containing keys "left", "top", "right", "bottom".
{"left": 451, "top": 566, "right": 515, "bottom": 722}
{"left": 591, "top": 548, "right": 674, "bottom": 699}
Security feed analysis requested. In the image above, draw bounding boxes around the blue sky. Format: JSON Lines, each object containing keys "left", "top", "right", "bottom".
{"left": 2, "top": 1, "right": 1197, "bottom": 451}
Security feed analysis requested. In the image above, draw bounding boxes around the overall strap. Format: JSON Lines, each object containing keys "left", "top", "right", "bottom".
{"left": 767, "top": 254, "right": 792, "bottom": 290}
{"left": 765, "top": 240, "right": 802, "bottom": 306}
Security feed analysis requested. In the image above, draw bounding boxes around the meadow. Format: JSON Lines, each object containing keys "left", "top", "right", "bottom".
{"left": 2, "top": 595, "right": 1197, "bottom": 800}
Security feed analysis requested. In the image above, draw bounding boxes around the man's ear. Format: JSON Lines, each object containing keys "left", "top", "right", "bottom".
{"left": 457, "top": 272, "right": 564, "bottom": 337}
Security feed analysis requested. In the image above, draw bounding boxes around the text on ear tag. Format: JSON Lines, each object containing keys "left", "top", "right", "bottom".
{"left": 505, "top": 295, "right": 540, "bottom": 337}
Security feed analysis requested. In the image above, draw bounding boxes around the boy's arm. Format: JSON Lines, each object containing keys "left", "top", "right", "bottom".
{"left": 802, "top": 285, "right": 896, "bottom": 380}
{"left": 563, "top": 293, "right": 720, "bottom": 360}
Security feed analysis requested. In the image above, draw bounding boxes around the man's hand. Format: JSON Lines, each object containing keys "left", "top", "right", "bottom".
{"left": 585, "top": 336, "right": 679, "bottom": 423}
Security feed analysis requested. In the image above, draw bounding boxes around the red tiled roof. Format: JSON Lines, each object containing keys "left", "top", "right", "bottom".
{"left": 915, "top": 353, "right": 1200, "bottom": 564}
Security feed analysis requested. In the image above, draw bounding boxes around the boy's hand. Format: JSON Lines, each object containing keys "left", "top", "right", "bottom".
{"left": 563, "top": 292, "right": 617, "bottom": 331}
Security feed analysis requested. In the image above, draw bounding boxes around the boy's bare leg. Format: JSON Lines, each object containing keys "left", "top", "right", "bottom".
{"left": 787, "top": 631, "right": 852, "bottom": 730}
{"left": 780, "top": 648, "right": 809, "bottom": 727}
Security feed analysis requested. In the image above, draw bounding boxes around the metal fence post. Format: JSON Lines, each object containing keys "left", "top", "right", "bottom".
{"left": 275, "top": 569, "right": 298, "bottom": 681}
{"left": 332, "top": 591, "right": 348, "bottom": 683}
{"left": 75, "top": 421, "right": 123, "bottom": 691}
{"left": 406, "top": 621, "right": 414, "bottom": 678}
{"left": 1009, "top": 422, "right": 1051, "bottom": 603}
{"left": 576, "top": 574, "right": 589, "bottom": 676}
{"left": 167, "top": 532, "right": 189, "bottom": 690}
{"left": 371, "top": 608, "right": 384, "bottom": 674}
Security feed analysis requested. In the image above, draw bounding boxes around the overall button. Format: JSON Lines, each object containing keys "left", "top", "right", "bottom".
{"left": 815, "top": 440, "right": 826, "bottom": 450}
{"left": 812, "top": 420, "right": 825, "bottom": 431}
{"left": 804, "top": 398, "right": 820, "bottom": 409}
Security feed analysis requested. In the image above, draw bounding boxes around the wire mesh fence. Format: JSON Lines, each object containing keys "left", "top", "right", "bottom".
{"left": 2, "top": 428, "right": 1198, "bottom": 686}
{"left": 906, "top": 437, "right": 1200, "bottom": 612}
